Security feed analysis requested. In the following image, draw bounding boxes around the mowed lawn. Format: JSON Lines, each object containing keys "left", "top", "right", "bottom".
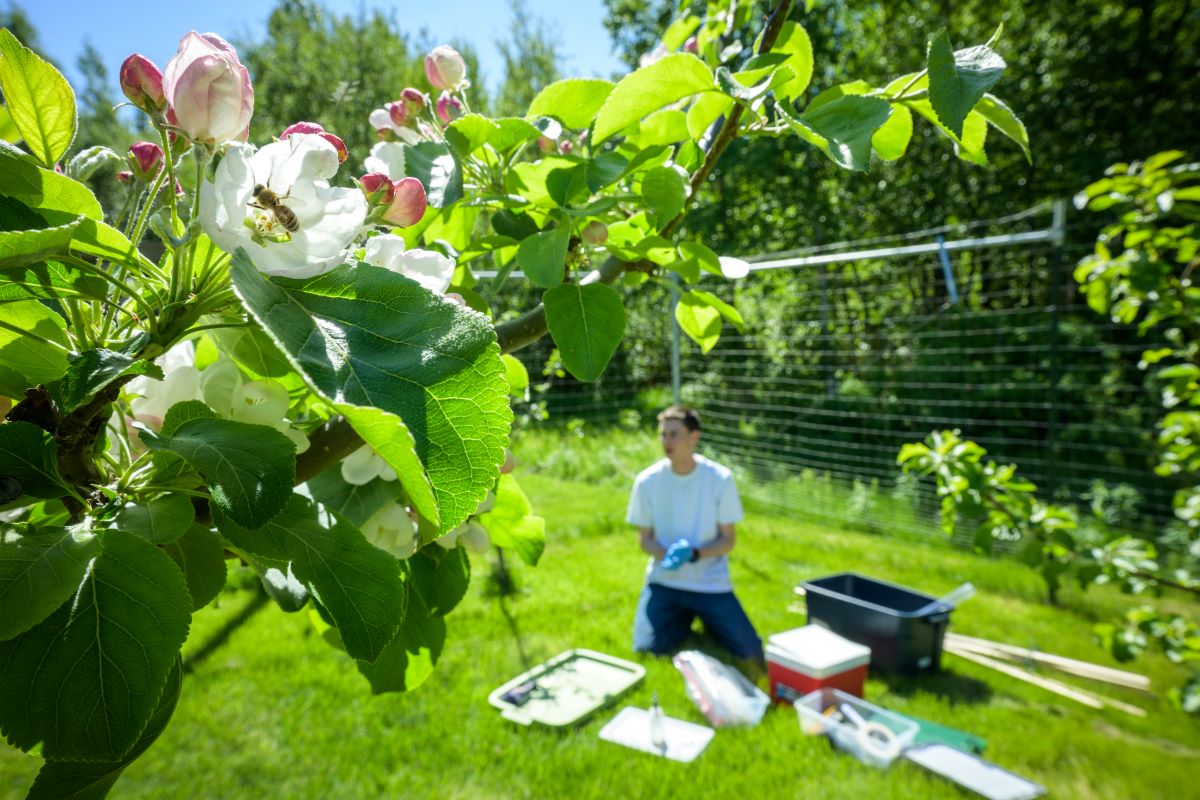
{"left": 2, "top": 430, "right": 1197, "bottom": 799}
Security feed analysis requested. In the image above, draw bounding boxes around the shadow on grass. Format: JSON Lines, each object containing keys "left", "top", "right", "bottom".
{"left": 877, "top": 666, "right": 994, "bottom": 705}
{"left": 183, "top": 589, "right": 270, "bottom": 675}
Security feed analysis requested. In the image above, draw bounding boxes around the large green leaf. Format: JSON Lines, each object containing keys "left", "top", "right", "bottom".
{"left": 397, "top": 142, "right": 462, "bottom": 208}
{"left": 0, "top": 530, "right": 190, "bottom": 762}
{"left": 0, "top": 215, "right": 77, "bottom": 267}
{"left": 686, "top": 92, "right": 733, "bottom": 142}
{"left": 517, "top": 226, "right": 570, "bottom": 288}
{"left": 527, "top": 78, "right": 615, "bottom": 129}
{"left": 406, "top": 545, "right": 470, "bottom": 616}
{"left": 641, "top": 165, "right": 687, "bottom": 226}
{"left": 0, "top": 29, "right": 76, "bottom": 168}
{"left": 906, "top": 98, "right": 989, "bottom": 165}
{"left": 543, "top": 283, "right": 626, "bottom": 381}
{"left": 214, "top": 493, "right": 405, "bottom": 662}
{"left": 140, "top": 418, "right": 296, "bottom": 530}
{"left": 633, "top": 109, "right": 690, "bottom": 147}
{"left": 0, "top": 104, "right": 19, "bottom": 142}
{"left": 107, "top": 493, "right": 195, "bottom": 545}
{"left": 0, "top": 526, "right": 101, "bottom": 641}
{"left": 53, "top": 347, "right": 163, "bottom": 414}
{"left": 689, "top": 289, "right": 745, "bottom": 331}
{"left": 926, "top": 30, "right": 1006, "bottom": 138}
{"left": 164, "top": 524, "right": 227, "bottom": 611}
{"left": 769, "top": 20, "right": 814, "bottom": 102}
{"left": 872, "top": 103, "right": 914, "bottom": 161}
{"left": 480, "top": 473, "right": 545, "bottom": 566}
{"left": 782, "top": 95, "right": 893, "bottom": 172}
{"left": 336, "top": 403, "right": 439, "bottom": 527}
{"left": 445, "top": 114, "right": 500, "bottom": 155}
{"left": 230, "top": 253, "right": 511, "bottom": 534}
{"left": 0, "top": 299, "right": 70, "bottom": 398}
{"left": 0, "top": 258, "right": 109, "bottom": 303}
{"left": 304, "top": 470, "right": 400, "bottom": 528}
{"left": 676, "top": 291, "right": 723, "bottom": 353}
{"left": 975, "top": 92, "right": 1030, "bottom": 163}
{"left": 0, "top": 142, "right": 100, "bottom": 219}
{"left": 27, "top": 658, "right": 181, "bottom": 800}
{"left": 0, "top": 421, "right": 74, "bottom": 501}
{"left": 355, "top": 585, "right": 444, "bottom": 694}
{"left": 593, "top": 54, "right": 715, "bottom": 144}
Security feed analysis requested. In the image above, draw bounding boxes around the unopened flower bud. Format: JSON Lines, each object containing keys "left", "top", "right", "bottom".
{"left": 128, "top": 141, "right": 164, "bottom": 180}
{"left": 436, "top": 92, "right": 464, "bottom": 125}
{"left": 581, "top": 220, "right": 608, "bottom": 245}
{"left": 116, "top": 170, "right": 133, "bottom": 183}
{"left": 280, "top": 121, "right": 348, "bottom": 164}
{"left": 425, "top": 45, "right": 466, "bottom": 91}
{"left": 559, "top": 139, "right": 574, "bottom": 154}
{"left": 163, "top": 31, "right": 254, "bottom": 144}
{"left": 359, "top": 172, "right": 396, "bottom": 204}
{"left": 120, "top": 54, "right": 166, "bottom": 115}
{"left": 684, "top": 36, "right": 699, "bottom": 54}
{"left": 383, "top": 177, "right": 427, "bottom": 227}
{"left": 400, "top": 87, "right": 426, "bottom": 115}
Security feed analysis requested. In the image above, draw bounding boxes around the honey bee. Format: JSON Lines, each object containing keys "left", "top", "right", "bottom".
{"left": 249, "top": 183, "right": 300, "bottom": 233}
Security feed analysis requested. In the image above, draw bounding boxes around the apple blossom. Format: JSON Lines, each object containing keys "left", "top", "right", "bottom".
{"left": 368, "top": 107, "right": 422, "bottom": 144}
{"left": 362, "top": 234, "right": 454, "bottom": 295}
{"left": 128, "top": 141, "right": 164, "bottom": 180}
{"left": 280, "top": 122, "right": 348, "bottom": 165}
{"left": 199, "top": 133, "right": 368, "bottom": 278}
{"left": 436, "top": 92, "right": 463, "bottom": 125}
{"left": 364, "top": 141, "right": 407, "bottom": 179}
{"left": 127, "top": 341, "right": 202, "bottom": 429}
{"left": 360, "top": 502, "right": 418, "bottom": 559}
{"left": 341, "top": 444, "right": 397, "bottom": 485}
{"left": 382, "top": 178, "right": 427, "bottom": 227}
{"left": 120, "top": 54, "right": 166, "bottom": 115}
{"left": 424, "top": 45, "right": 466, "bottom": 91}
{"left": 163, "top": 32, "right": 254, "bottom": 144}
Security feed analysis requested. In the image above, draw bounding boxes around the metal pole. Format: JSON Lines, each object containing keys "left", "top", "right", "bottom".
{"left": 670, "top": 272, "right": 682, "bottom": 404}
{"left": 936, "top": 234, "right": 960, "bottom": 304}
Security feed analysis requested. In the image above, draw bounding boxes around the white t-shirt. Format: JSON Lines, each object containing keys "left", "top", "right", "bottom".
{"left": 626, "top": 454, "right": 744, "bottom": 593}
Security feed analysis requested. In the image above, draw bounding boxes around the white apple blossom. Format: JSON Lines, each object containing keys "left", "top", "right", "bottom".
{"left": 367, "top": 112, "right": 423, "bottom": 146}
{"left": 199, "top": 133, "right": 367, "bottom": 278}
{"left": 363, "top": 140, "right": 409, "bottom": 177}
{"left": 127, "top": 341, "right": 202, "bottom": 428}
{"left": 362, "top": 234, "right": 455, "bottom": 295}
{"left": 435, "top": 519, "right": 490, "bottom": 552}
{"left": 360, "top": 502, "right": 418, "bottom": 559}
{"left": 341, "top": 444, "right": 397, "bottom": 485}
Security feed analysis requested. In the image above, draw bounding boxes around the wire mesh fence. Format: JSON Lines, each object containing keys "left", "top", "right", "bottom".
{"left": 513, "top": 203, "right": 1175, "bottom": 544}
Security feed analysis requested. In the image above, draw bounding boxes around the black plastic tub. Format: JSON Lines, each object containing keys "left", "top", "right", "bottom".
{"left": 803, "top": 572, "right": 951, "bottom": 674}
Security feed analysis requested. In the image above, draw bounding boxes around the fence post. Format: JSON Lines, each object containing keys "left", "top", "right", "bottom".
{"left": 1045, "top": 198, "right": 1068, "bottom": 494}
{"left": 670, "top": 272, "right": 682, "bottom": 404}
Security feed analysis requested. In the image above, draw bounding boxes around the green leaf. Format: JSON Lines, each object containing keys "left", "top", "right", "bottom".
{"left": 769, "top": 21, "right": 814, "bottom": 102}
{"left": 686, "top": 93, "right": 732, "bottom": 142}
{"left": 108, "top": 493, "right": 195, "bottom": 545}
{"left": 676, "top": 291, "right": 723, "bottom": 353}
{"left": 355, "top": 585, "right": 443, "bottom": 694}
{"left": 782, "top": 95, "right": 893, "bottom": 171}
{"left": 213, "top": 493, "right": 405, "bottom": 662}
{"left": 398, "top": 142, "right": 462, "bottom": 208}
{"left": 634, "top": 109, "right": 690, "bottom": 146}
{"left": 679, "top": 240, "right": 722, "bottom": 276}
{"left": 0, "top": 214, "right": 77, "bottom": 267}
{"left": 907, "top": 99, "right": 989, "bottom": 165}
{"left": 0, "top": 299, "right": 70, "bottom": 398}
{"left": 407, "top": 545, "right": 470, "bottom": 616}
{"left": 336, "top": 403, "right": 439, "bottom": 528}
{"left": 0, "top": 29, "right": 76, "bottom": 168}
{"left": 0, "top": 526, "right": 101, "bottom": 641}
{"left": 0, "top": 104, "right": 19, "bottom": 142}
{"left": 0, "top": 530, "right": 190, "bottom": 761}
{"left": 27, "top": 658, "right": 181, "bottom": 800}
{"left": 975, "top": 92, "right": 1030, "bottom": 163}
{"left": 0, "top": 421, "right": 74, "bottom": 501}
{"left": 65, "top": 145, "right": 122, "bottom": 183}
{"left": 0, "top": 258, "right": 109, "bottom": 303}
{"left": 926, "top": 30, "right": 1006, "bottom": 138}
{"left": 501, "top": 354, "right": 529, "bottom": 395}
{"left": 489, "top": 117, "right": 543, "bottom": 152}
{"left": 445, "top": 114, "right": 500, "bottom": 155}
{"left": 641, "top": 165, "right": 687, "bottom": 226}
{"left": 507, "top": 157, "right": 574, "bottom": 208}
{"left": 159, "top": 400, "right": 217, "bottom": 437}
{"left": 0, "top": 135, "right": 98, "bottom": 219}
{"left": 140, "top": 418, "right": 296, "bottom": 530}
{"left": 871, "top": 103, "right": 914, "bottom": 161}
{"left": 586, "top": 152, "right": 630, "bottom": 192}
{"left": 543, "top": 283, "right": 626, "bottom": 381}
{"left": 229, "top": 253, "right": 511, "bottom": 535}
{"left": 808, "top": 80, "right": 871, "bottom": 113}
{"left": 517, "top": 226, "right": 570, "bottom": 288}
{"left": 54, "top": 347, "right": 162, "bottom": 414}
{"left": 527, "top": 78, "right": 615, "bottom": 130}
{"left": 546, "top": 164, "right": 589, "bottom": 207}
{"left": 593, "top": 54, "right": 715, "bottom": 144}
{"left": 480, "top": 473, "right": 545, "bottom": 566}
{"left": 689, "top": 289, "right": 745, "bottom": 332}
{"left": 164, "top": 524, "right": 227, "bottom": 611}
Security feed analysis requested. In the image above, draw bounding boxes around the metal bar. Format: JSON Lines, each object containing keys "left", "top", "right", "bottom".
{"left": 936, "top": 234, "right": 960, "bottom": 304}
{"left": 745, "top": 228, "right": 1057, "bottom": 271}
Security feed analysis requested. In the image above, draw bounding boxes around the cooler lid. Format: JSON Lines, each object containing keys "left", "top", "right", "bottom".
{"left": 766, "top": 625, "right": 871, "bottom": 678}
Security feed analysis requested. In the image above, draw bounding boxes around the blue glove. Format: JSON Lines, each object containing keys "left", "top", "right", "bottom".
{"left": 661, "top": 539, "right": 694, "bottom": 570}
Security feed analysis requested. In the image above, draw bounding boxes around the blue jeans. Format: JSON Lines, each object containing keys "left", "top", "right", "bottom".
{"left": 632, "top": 583, "right": 763, "bottom": 659}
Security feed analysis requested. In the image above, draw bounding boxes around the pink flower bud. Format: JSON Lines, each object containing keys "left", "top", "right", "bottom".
{"left": 435, "top": 92, "right": 463, "bottom": 125}
{"left": 280, "top": 122, "right": 347, "bottom": 164}
{"left": 128, "top": 141, "right": 164, "bottom": 180}
{"left": 581, "top": 220, "right": 608, "bottom": 245}
{"left": 559, "top": 139, "right": 574, "bottom": 154}
{"left": 383, "top": 177, "right": 427, "bottom": 227}
{"left": 163, "top": 31, "right": 254, "bottom": 144}
{"left": 120, "top": 54, "right": 166, "bottom": 115}
{"left": 425, "top": 45, "right": 466, "bottom": 91}
{"left": 116, "top": 170, "right": 133, "bottom": 183}
{"left": 359, "top": 172, "right": 396, "bottom": 204}
{"left": 684, "top": 36, "right": 699, "bottom": 54}
{"left": 400, "top": 87, "right": 426, "bottom": 115}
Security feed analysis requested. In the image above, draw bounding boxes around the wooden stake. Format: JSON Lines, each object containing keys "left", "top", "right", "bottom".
{"left": 946, "top": 633, "right": 1150, "bottom": 691}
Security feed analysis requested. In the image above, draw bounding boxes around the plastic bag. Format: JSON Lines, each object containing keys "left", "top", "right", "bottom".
{"left": 672, "top": 650, "right": 770, "bottom": 728}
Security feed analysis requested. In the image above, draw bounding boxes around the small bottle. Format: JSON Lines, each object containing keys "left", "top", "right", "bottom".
{"left": 649, "top": 692, "right": 667, "bottom": 753}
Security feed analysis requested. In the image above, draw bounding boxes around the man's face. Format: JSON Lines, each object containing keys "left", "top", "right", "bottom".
{"left": 659, "top": 419, "right": 699, "bottom": 459}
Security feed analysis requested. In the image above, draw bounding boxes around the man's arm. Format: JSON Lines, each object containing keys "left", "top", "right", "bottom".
{"left": 695, "top": 523, "right": 736, "bottom": 560}
{"left": 638, "top": 526, "right": 666, "bottom": 559}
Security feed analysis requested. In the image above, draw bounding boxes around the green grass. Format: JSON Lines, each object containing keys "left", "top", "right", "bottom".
{"left": 3, "top": 429, "right": 1197, "bottom": 799}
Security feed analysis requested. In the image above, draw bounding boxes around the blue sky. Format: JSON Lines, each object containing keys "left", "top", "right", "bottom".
{"left": 16, "top": 0, "right": 628, "bottom": 101}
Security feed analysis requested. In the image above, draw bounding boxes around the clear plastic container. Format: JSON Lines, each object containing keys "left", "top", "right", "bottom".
{"left": 794, "top": 688, "right": 919, "bottom": 768}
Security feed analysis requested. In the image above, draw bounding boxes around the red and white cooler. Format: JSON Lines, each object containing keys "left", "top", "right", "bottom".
{"left": 766, "top": 625, "right": 871, "bottom": 703}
